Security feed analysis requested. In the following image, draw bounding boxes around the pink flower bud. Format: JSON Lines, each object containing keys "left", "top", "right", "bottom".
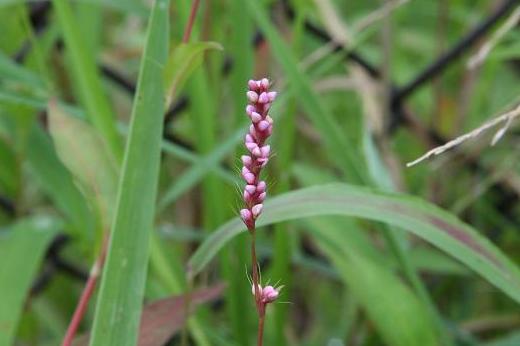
{"left": 266, "top": 115, "right": 273, "bottom": 124}
{"left": 250, "top": 112, "right": 262, "bottom": 123}
{"left": 243, "top": 190, "right": 252, "bottom": 202}
{"left": 247, "top": 91, "right": 258, "bottom": 103}
{"left": 242, "top": 172, "right": 256, "bottom": 184}
{"left": 260, "top": 145, "right": 270, "bottom": 158}
{"left": 246, "top": 105, "right": 255, "bottom": 115}
{"left": 245, "top": 184, "right": 256, "bottom": 194}
{"left": 267, "top": 91, "right": 277, "bottom": 102}
{"left": 240, "top": 209, "right": 252, "bottom": 223}
{"left": 241, "top": 155, "right": 252, "bottom": 166}
{"left": 258, "top": 120, "right": 270, "bottom": 131}
{"left": 262, "top": 285, "right": 279, "bottom": 303}
{"left": 248, "top": 80, "right": 258, "bottom": 91}
{"left": 252, "top": 204, "right": 263, "bottom": 218}
{"left": 245, "top": 142, "right": 257, "bottom": 152}
{"left": 256, "top": 181, "right": 266, "bottom": 193}
{"left": 245, "top": 134, "right": 254, "bottom": 143}
{"left": 258, "top": 92, "right": 269, "bottom": 104}
{"left": 252, "top": 146, "right": 262, "bottom": 157}
{"left": 260, "top": 78, "right": 269, "bottom": 89}
{"left": 257, "top": 192, "right": 266, "bottom": 202}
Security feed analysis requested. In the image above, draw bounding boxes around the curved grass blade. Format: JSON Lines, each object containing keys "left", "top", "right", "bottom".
{"left": 52, "top": 0, "right": 122, "bottom": 159}
{"left": 0, "top": 217, "right": 59, "bottom": 346}
{"left": 310, "top": 225, "right": 438, "bottom": 346}
{"left": 188, "top": 183, "right": 520, "bottom": 304}
{"left": 89, "top": 1, "right": 170, "bottom": 345}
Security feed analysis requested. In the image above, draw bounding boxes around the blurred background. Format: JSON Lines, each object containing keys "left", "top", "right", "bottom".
{"left": 1, "top": 0, "right": 520, "bottom": 345}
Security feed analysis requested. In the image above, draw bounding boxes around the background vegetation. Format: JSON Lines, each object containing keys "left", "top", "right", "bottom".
{"left": 1, "top": 0, "right": 520, "bottom": 345}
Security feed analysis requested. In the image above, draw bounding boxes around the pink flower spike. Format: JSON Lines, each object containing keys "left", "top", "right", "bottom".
{"left": 258, "top": 120, "right": 270, "bottom": 131}
{"left": 240, "top": 209, "right": 252, "bottom": 223}
{"left": 252, "top": 204, "right": 263, "bottom": 218}
{"left": 247, "top": 91, "right": 258, "bottom": 103}
{"left": 250, "top": 112, "right": 262, "bottom": 123}
{"left": 243, "top": 172, "right": 256, "bottom": 184}
{"left": 267, "top": 91, "right": 277, "bottom": 102}
{"left": 245, "top": 184, "right": 256, "bottom": 194}
{"left": 258, "top": 92, "right": 269, "bottom": 104}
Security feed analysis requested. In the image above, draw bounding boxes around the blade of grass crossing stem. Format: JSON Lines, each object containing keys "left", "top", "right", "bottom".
{"left": 188, "top": 184, "right": 520, "bottom": 305}
{"left": 245, "top": 0, "right": 365, "bottom": 183}
{"left": 226, "top": 0, "right": 255, "bottom": 342}
{"left": 0, "top": 217, "right": 59, "bottom": 346}
{"left": 268, "top": 7, "right": 305, "bottom": 344}
{"left": 51, "top": 0, "right": 122, "bottom": 159}
{"left": 89, "top": 1, "right": 170, "bottom": 345}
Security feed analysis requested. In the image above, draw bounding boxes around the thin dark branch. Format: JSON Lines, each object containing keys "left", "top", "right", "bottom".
{"left": 392, "top": 0, "right": 518, "bottom": 103}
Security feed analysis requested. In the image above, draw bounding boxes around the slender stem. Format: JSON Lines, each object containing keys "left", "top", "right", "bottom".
{"left": 183, "top": 0, "right": 201, "bottom": 43}
{"left": 257, "top": 305, "right": 266, "bottom": 346}
{"left": 61, "top": 235, "right": 109, "bottom": 346}
{"left": 250, "top": 228, "right": 260, "bottom": 310}
{"left": 250, "top": 227, "right": 265, "bottom": 346}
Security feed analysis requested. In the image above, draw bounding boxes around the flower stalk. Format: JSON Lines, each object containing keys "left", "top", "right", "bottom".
{"left": 239, "top": 78, "right": 280, "bottom": 346}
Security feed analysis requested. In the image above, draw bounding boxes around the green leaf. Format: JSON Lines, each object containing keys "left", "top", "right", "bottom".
{"left": 310, "top": 223, "right": 438, "bottom": 346}
{"left": 89, "top": 0, "right": 170, "bottom": 344}
{"left": 0, "top": 217, "right": 59, "bottom": 346}
{"left": 164, "top": 41, "right": 222, "bottom": 108}
{"left": 188, "top": 184, "right": 520, "bottom": 304}
{"left": 26, "top": 125, "right": 95, "bottom": 238}
{"left": 52, "top": 0, "right": 122, "bottom": 159}
{"left": 47, "top": 100, "right": 119, "bottom": 226}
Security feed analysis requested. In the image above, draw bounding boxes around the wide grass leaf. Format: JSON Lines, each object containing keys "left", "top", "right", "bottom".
{"left": 189, "top": 184, "right": 520, "bottom": 304}
{"left": 48, "top": 100, "right": 118, "bottom": 226}
{"left": 0, "top": 217, "right": 59, "bottom": 345}
{"left": 89, "top": 1, "right": 170, "bottom": 345}
{"left": 305, "top": 217, "right": 438, "bottom": 346}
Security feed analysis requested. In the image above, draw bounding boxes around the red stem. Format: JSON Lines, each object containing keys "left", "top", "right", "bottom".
{"left": 61, "top": 236, "right": 109, "bottom": 346}
{"left": 250, "top": 226, "right": 266, "bottom": 346}
{"left": 182, "top": 0, "right": 201, "bottom": 43}
{"left": 257, "top": 306, "right": 266, "bottom": 346}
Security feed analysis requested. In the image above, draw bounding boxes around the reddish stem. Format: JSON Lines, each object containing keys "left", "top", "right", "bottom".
{"left": 257, "top": 305, "right": 266, "bottom": 346}
{"left": 182, "top": 0, "right": 201, "bottom": 43}
{"left": 61, "top": 236, "right": 109, "bottom": 346}
{"left": 250, "top": 227, "right": 266, "bottom": 346}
